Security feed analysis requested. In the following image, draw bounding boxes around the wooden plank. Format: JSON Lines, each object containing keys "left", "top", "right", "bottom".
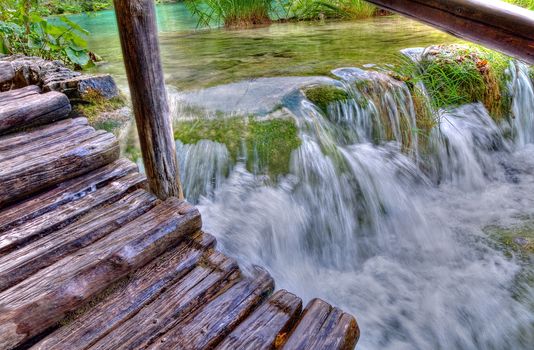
{"left": 147, "top": 267, "right": 275, "bottom": 350}
{"left": 89, "top": 251, "right": 240, "bottom": 350}
{"left": 0, "top": 159, "right": 138, "bottom": 233}
{"left": 366, "top": 0, "right": 534, "bottom": 64}
{"left": 114, "top": 0, "right": 184, "bottom": 200}
{"left": 0, "top": 189, "right": 156, "bottom": 292}
{"left": 0, "top": 91, "right": 72, "bottom": 134}
{"left": 0, "top": 85, "right": 41, "bottom": 107}
{"left": 215, "top": 289, "right": 303, "bottom": 350}
{"left": 0, "top": 117, "right": 88, "bottom": 152}
{"left": 32, "top": 231, "right": 217, "bottom": 350}
{"left": 281, "top": 299, "right": 359, "bottom": 350}
{"left": 0, "top": 198, "right": 201, "bottom": 350}
{"left": 0, "top": 130, "right": 120, "bottom": 208}
{"left": 0, "top": 124, "right": 96, "bottom": 162}
{"left": 0, "top": 61, "right": 14, "bottom": 91}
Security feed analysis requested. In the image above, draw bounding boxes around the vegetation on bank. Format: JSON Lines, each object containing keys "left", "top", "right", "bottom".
{"left": 72, "top": 88, "right": 128, "bottom": 132}
{"left": 0, "top": 0, "right": 95, "bottom": 67}
{"left": 173, "top": 116, "right": 301, "bottom": 177}
{"left": 503, "top": 0, "right": 534, "bottom": 10}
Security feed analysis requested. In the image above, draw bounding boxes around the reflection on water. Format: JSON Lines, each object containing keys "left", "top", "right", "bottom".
{"left": 71, "top": 3, "right": 460, "bottom": 90}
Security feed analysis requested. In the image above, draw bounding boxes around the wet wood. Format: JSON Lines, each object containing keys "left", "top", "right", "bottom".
{"left": 366, "top": 0, "right": 534, "bottom": 64}
{"left": 0, "top": 61, "right": 14, "bottom": 91}
{"left": 90, "top": 251, "right": 240, "bottom": 350}
{"left": 32, "top": 231, "right": 216, "bottom": 350}
{"left": 0, "top": 159, "right": 139, "bottom": 233}
{"left": 0, "top": 129, "right": 120, "bottom": 208}
{"left": 0, "top": 198, "right": 201, "bottom": 349}
{"left": 113, "top": 0, "right": 183, "bottom": 200}
{"left": 0, "top": 117, "right": 88, "bottom": 152}
{"left": 0, "top": 85, "right": 40, "bottom": 107}
{"left": 281, "top": 298, "right": 359, "bottom": 350}
{"left": 0, "top": 91, "right": 71, "bottom": 134}
{"left": 215, "top": 289, "right": 303, "bottom": 350}
{"left": 148, "top": 267, "right": 275, "bottom": 350}
{"left": 0, "top": 189, "right": 156, "bottom": 292}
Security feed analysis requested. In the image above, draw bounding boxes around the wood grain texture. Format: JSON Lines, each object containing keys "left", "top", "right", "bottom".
{"left": 32, "top": 231, "right": 217, "bottom": 350}
{"left": 281, "top": 299, "right": 359, "bottom": 350}
{"left": 0, "top": 189, "right": 156, "bottom": 292}
{"left": 0, "top": 198, "right": 201, "bottom": 349}
{"left": 0, "top": 91, "right": 71, "bottom": 134}
{"left": 147, "top": 267, "right": 275, "bottom": 350}
{"left": 113, "top": 0, "right": 183, "bottom": 200}
{"left": 0, "top": 85, "right": 40, "bottom": 107}
{"left": 90, "top": 251, "right": 240, "bottom": 350}
{"left": 366, "top": 0, "right": 534, "bottom": 64}
{"left": 0, "top": 61, "right": 14, "bottom": 91}
{"left": 0, "top": 129, "right": 120, "bottom": 208}
{"left": 215, "top": 289, "right": 303, "bottom": 350}
{"left": 0, "top": 158, "right": 138, "bottom": 233}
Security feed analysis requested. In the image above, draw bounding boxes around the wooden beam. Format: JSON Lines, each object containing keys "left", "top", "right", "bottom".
{"left": 113, "top": 0, "right": 184, "bottom": 200}
{"left": 366, "top": 0, "right": 534, "bottom": 64}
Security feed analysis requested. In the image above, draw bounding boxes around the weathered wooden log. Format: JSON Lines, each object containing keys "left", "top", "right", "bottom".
{"left": 32, "top": 231, "right": 216, "bottom": 350}
{"left": 0, "top": 91, "right": 71, "bottom": 134}
{"left": 0, "top": 61, "right": 14, "bottom": 91}
{"left": 215, "top": 289, "right": 303, "bottom": 350}
{"left": 0, "top": 117, "right": 87, "bottom": 152}
{"left": 91, "top": 251, "right": 240, "bottom": 350}
{"left": 0, "top": 129, "right": 120, "bottom": 208}
{"left": 147, "top": 267, "right": 275, "bottom": 350}
{"left": 365, "top": 0, "right": 534, "bottom": 64}
{"left": 0, "top": 198, "right": 201, "bottom": 349}
{"left": 113, "top": 0, "right": 183, "bottom": 200}
{"left": 0, "top": 189, "right": 155, "bottom": 291}
{"left": 281, "top": 299, "right": 359, "bottom": 350}
{"left": 0, "top": 85, "right": 40, "bottom": 107}
{"left": 0, "top": 158, "right": 139, "bottom": 233}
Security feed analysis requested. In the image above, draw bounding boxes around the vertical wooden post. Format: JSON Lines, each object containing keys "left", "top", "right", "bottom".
{"left": 113, "top": 0, "right": 184, "bottom": 199}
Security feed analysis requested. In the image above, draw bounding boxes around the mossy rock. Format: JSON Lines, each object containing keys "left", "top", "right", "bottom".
{"left": 72, "top": 88, "right": 129, "bottom": 134}
{"left": 303, "top": 85, "right": 349, "bottom": 114}
{"left": 485, "top": 223, "right": 534, "bottom": 256}
{"left": 173, "top": 116, "right": 301, "bottom": 178}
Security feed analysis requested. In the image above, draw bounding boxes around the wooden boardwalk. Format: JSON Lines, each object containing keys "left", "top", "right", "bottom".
{"left": 0, "top": 85, "right": 359, "bottom": 349}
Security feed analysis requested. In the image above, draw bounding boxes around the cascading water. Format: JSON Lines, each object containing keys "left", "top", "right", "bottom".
{"left": 170, "top": 59, "right": 534, "bottom": 349}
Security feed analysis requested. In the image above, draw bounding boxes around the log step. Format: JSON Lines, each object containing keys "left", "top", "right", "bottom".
{"left": 0, "top": 85, "right": 41, "bottom": 107}
{"left": 281, "top": 298, "right": 360, "bottom": 350}
{"left": 0, "top": 118, "right": 120, "bottom": 208}
{"left": 147, "top": 267, "right": 275, "bottom": 350}
{"left": 0, "top": 198, "right": 202, "bottom": 349}
{"left": 32, "top": 231, "right": 217, "bottom": 350}
{"left": 0, "top": 91, "right": 71, "bottom": 134}
{"left": 215, "top": 289, "right": 303, "bottom": 350}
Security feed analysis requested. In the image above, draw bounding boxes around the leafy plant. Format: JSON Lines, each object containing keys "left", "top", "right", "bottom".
{"left": 0, "top": 0, "right": 94, "bottom": 68}
{"left": 502, "top": 0, "right": 534, "bottom": 10}
{"left": 185, "top": 0, "right": 273, "bottom": 27}
{"left": 283, "top": 0, "right": 377, "bottom": 20}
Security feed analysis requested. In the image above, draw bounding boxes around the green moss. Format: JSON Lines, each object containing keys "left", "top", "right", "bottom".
{"left": 485, "top": 224, "right": 534, "bottom": 256}
{"left": 304, "top": 85, "right": 349, "bottom": 114}
{"left": 73, "top": 89, "right": 128, "bottom": 133}
{"left": 174, "top": 116, "right": 301, "bottom": 177}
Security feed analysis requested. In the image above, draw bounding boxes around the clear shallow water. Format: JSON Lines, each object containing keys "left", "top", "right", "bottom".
{"left": 72, "top": 3, "right": 460, "bottom": 90}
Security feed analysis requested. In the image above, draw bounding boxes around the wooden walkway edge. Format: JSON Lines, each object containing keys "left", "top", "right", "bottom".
{"left": 0, "top": 84, "right": 359, "bottom": 349}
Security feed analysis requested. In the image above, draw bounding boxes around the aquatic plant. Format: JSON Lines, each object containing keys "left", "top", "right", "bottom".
{"left": 173, "top": 116, "right": 301, "bottom": 177}
{"left": 185, "top": 0, "right": 273, "bottom": 27}
{"left": 284, "top": 0, "right": 378, "bottom": 20}
{"left": 304, "top": 85, "right": 349, "bottom": 113}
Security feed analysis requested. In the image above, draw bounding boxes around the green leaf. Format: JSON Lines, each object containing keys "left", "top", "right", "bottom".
{"left": 59, "top": 16, "right": 89, "bottom": 35}
{"left": 65, "top": 47, "right": 90, "bottom": 66}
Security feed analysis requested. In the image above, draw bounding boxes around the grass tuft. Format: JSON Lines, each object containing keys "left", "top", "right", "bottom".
{"left": 303, "top": 85, "right": 349, "bottom": 114}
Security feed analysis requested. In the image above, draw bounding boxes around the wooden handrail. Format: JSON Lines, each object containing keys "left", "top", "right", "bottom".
{"left": 366, "top": 0, "right": 534, "bottom": 64}
{"left": 113, "top": 0, "right": 184, "bottom": 200}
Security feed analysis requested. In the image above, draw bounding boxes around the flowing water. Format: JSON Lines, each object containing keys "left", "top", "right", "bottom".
{"left": 74, "top": 4, "right": 534, "bottom": 349}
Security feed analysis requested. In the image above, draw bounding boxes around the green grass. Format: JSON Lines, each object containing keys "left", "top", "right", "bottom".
{"left": 284, "top": 0, "right": 378, "bottom": 20}
{"left": 174, "top": 116, "right": 301, "bottom": 177}
{"left": 502, "top": 0, "right": 534, "bottom": 10}
{"left": 73, "top": 89, "right": 128, "bottom": 132}
{"left": 186, "top": 0, "right": 272, "bottom": 27}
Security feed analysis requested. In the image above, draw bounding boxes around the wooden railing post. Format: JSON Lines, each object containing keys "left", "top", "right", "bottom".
{"left": 366, "top": 0, "right": 534, "bottom": 64}
{"left": 113, "top": 0, "right": 184, "bottom": 200}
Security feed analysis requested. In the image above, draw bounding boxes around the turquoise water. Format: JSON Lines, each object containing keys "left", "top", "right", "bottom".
{"left": 71, "top": 3, "right": 460, "bottom": 90}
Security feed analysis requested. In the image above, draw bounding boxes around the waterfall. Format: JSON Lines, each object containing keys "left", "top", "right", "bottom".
{"left": 168, "top": 59, "right": 534, "bottom": 349}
